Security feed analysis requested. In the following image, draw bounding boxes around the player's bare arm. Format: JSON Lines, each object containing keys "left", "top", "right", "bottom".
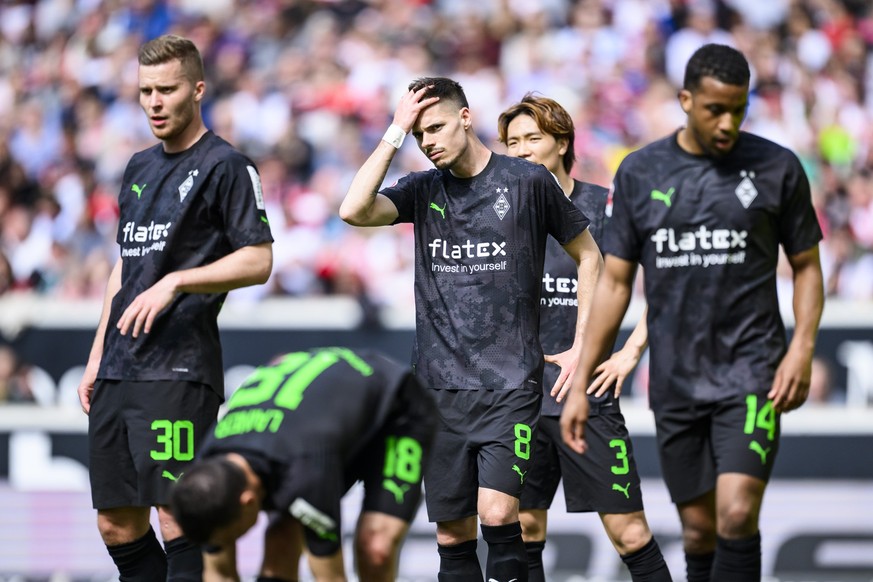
{"left": 769, "top": 244, "right": 824, "bottom": 413}
{"left": 546, "top": 228, "right": 603, "bottom": 402}
{"left": 117, "top": 241, "right": 272, "bottom": 338}
{"left": 77, "top": 258, "right": 122, "bottom": 414}
{"left": 560, "top": 255, "right": 636, "bottom": 454}
{"left": 339, "top": 86, "right": 438, "bottom": 226}
{"left": 589, "top": 305, "right": 649, "bottom": 398}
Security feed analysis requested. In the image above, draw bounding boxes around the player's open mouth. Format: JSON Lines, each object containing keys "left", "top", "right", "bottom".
{"left": 713, "top": 137, "right": 733, "bottom": 150}
{"left": 151, "top": 116, "right": 167, "bottom": 127}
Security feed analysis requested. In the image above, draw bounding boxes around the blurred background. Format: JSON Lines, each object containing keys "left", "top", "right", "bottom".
{"left": 0, "top": 0, "right": 871, "bottom": 580}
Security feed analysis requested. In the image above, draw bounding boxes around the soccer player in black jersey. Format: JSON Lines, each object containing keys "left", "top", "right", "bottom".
{"left": 340, "top": 78, "right": 602, "bottom": 582}
{"left": 561, "top": 44, "right": 824, "bottom": 582}
{"left": 499, "top": 94, "right": 672, "bottom": 582}
{"left": 169, "top": 347, "right": 436, "bottom": 582}
{"left": 76, "top": 35, "right": 273, "bottom": 581}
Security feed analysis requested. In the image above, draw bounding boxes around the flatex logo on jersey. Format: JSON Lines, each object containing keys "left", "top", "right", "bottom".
{"left": 541, "top": 272, "right": 578, "bottom": 308}
{"left": 120, "top": 220, "right": 172, "bottom": 258}
{"left": 650, "top": 225, "right": 748, "bottom": 269}
{"left": 428, "top": 238, "right": 508, "bottom": 274}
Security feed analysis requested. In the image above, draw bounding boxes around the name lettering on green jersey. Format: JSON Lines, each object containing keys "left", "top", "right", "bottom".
{"left": 214, "top": 408, "right": 284, "bottom": 439}
{"left": 215, "top": 348, "right": 374, "bottom": 438}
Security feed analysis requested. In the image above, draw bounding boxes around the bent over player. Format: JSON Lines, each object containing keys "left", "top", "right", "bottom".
{"left": 562, "top": 44, "right": 824, "bottom": 581}
{"left": 340, "top": 77, "right": 602, "bottom": 582}
{"left": 499, "top": 93, "right": 672, "bottom": 581}
{"left": 170, "top": 347, "right": 436, "bottom": 582}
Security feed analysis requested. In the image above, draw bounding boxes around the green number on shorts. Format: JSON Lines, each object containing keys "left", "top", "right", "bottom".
{"left": 514, "top": 423, "right": 532, "bottom": 460}
{"left": 743, "top": 394, "right": 776, "bottom": 441}
{"left": 609, "top": 438, "right": 630, "bottom": 475}
{"left": 383, "top": 436, "right": 423, "bottom": 483}
{"left": 225, "top": 348, "right": 373, "bottom": 412}
{"left": 150, "top": 420, "right": 194, "bottom": 461}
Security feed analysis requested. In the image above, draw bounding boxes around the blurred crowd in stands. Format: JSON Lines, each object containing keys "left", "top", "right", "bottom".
{"left": 1, "top": 0, "right": 872, "bottom": 404}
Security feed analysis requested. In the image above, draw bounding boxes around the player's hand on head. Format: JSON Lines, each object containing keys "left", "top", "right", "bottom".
{"left": 544, "top": 349, "right": 578, "bottom": 403}
{"left": 393, "top": 86, "right": 439, "bottom": 134}
{"left": 117, "top": 276, "right": 179, "bottom": 338}
{"left": 768, "top": 347, "right": 813, "bottom": 413}
{"left": 559, "top": 389, "right": 589, "bottom": 455}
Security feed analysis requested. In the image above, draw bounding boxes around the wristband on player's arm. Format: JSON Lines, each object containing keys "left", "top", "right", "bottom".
{"left": 382, "top": 124, "right": 406, "bottom": 149}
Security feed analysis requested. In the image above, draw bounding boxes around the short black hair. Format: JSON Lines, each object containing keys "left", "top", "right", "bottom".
{"left": 408, "top": 77, "right": 469, "bottom": 109}
{"left": 683, "top": 44, "right": 750, "bottom": 92}
{"left": 169, "top": 457, "right": 247, "bottom": 545}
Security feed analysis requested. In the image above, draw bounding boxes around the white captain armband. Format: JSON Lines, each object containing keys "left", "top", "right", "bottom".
{"left": 382, "top": 124, "right": 406, "bottom": 149}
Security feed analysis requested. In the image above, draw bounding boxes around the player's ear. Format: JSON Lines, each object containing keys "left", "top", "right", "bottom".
{"left": 557, "top": 137, "right": 569, "bottom": 156}
{"left": 678, "top": 89, "right": 692, "bottom": 114}
{"left": 239, "top": 488, "right": 257, "bottom": 508}
{"left": 193, "top": 80, "right": 206, "bottom": 103}
{"left": 460, "top": 107, "right": 472, "bottom": 131}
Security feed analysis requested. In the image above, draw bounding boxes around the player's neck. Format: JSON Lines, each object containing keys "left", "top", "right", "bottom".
{"left": 676, "top": 127, "right": 704, "bottom": 156}
{"left": 162, "top": 119, "right": 209, "bottom": 154}
{"left": 448, "top": 139, "right": 492, "bottom": 179}
{"left": 227, "top": 453, "right": 265, "bottom": 498}
{"left": 555, "top": 169, "right": 574, "bottom": 197}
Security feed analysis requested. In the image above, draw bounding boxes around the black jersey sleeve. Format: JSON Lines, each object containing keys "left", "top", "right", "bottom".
{"left": 381, "top": 171, "right": 431, "bottom": 224}
{"left": 217, "top": 154, "right": 274, "bottom": 249}
{"left": 603, "top": 157, "right": 643, "bottom": 261}
{"left": 778, "top": 152, "right": 823, "bottom": 256}
{"left": 535, "top": 167, "right": 590, "bottom": 245}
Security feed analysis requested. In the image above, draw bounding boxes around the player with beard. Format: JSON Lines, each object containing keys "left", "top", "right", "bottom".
{"left": 77, "top": 34, "right": 273, "bottom": 581}
{"left": 561, "top": 44, "right": 824, "bottom": 582}
{"left": 340, "top": 77, "right": 602, "bottom": 582}
{"left": 499, "top": 93, "right": 672, "bottom": 582}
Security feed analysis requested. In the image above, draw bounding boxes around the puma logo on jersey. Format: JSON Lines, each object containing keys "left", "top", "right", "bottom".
{"left": 430, "top": 202, "right": 446, "bottom": 219}
{"left": 162, "top": 470, "right": 182, "bottom": 482}
{"left": 383, "top": 479, "right": 411, "bottom": 504}
{"left": 749, "top": 441, "right": 771, "bottom": 465}
{"left": 612, "top": 482, "right": 631, "bottom": 499}
{"left": 131, "top": 183, "right": 147, "bottom": 199}
{"left": 650, "top": 187, "right": 675, "bottom": 207}
{"left": 512, "top": 464, "right": 527, "bottom": 484}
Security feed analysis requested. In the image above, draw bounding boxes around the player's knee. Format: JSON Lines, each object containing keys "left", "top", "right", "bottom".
{"left": 478, "top": 504, "right": 516, "bottom": 526}
{"left": 97, "top": 509, "right": 149, "bottom": 546}
{"left": 355, "top": 528, "right": 400, "bottom": 571}
{"left": 682, "top": 523, "right": 717, "bottom": 554}
{"left": 611, "top": 519, "right": 652, "bottom": 554}
{"left": 717, "top": 499, "right": 759, "bottom": 537}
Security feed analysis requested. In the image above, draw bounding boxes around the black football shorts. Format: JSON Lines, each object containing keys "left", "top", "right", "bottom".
{"left": 654, "top": 390, "right": 781, "bottom": 504}
{"left": 423, "top": 388, "right": 541, "bottom": 523}
{"left": 88, "top": 379, "right": 220, "bottom": 509}
{"left": 520, "top": 412, "right": 645, "bottom": 514}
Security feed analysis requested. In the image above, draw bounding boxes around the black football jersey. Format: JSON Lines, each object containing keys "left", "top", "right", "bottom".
{"left": 98, "top": 132, "right": 273, "bottom": 396}
{"left": 382, "top": 153, "right": 589, "bottom": 392}
{"left": 605, "top": 132, "right": 822, "bottom": 410}
{"left": 539, "top": 180, "right": 610, "bottom": 416}
{"left": 200, "top": 347, "right": 413, "bottom": 461}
